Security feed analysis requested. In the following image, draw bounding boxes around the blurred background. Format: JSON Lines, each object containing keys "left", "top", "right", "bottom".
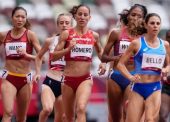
{"left": 0, "top": 0, "right": 170, "bottom": 122}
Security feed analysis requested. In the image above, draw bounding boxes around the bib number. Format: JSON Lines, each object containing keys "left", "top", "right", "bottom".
{"left": 119, "top": 40, "right": 130, "bottom": 54}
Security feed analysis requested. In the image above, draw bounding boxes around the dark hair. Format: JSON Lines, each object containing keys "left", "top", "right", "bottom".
{"left": 12, "top": 6, "right": 31, "bottom": 29}
{"left": 130, "top": 4, "right": 147, "bottom": 18}
{"left": 126, "top": 4, "right": 148, "bottom": 36}
{"left": 119, "top": 9, "right": 129, "bottom": 25}
{"left": 166, "top": 30, "right": 170, "bottom": 39}
{"left": 165, "top": 30, "right": 170, "bottom": 43}
{"left": 69, "top": 4, "right": 90, "bottom": 18}
{"left": 145, "top": 13, "right": 161, "bottom": 24}
{"left": 120, "top": 4, "right": 147, "bottom": 26}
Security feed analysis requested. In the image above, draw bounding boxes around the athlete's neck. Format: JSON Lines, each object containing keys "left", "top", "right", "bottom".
{"left": 12, "top": 27, "right": 26, "bottom": 36}
{"left": 75, "top": 26, "right": 88, "bottom": 35}
{"left": 124, "top": 27, "right": 139, "bottom": 39}
{"left": 145, "top": 34, "right": 158, "bottom": 44}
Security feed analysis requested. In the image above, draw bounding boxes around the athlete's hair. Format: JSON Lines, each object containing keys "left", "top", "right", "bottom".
{"left": 56, "top": 13, "right": 73, "bottom": 26}
{"left": 127, "top": 4, "right": 148, "bottom": 36}
{"left": 145, "top": 13, "right": 161, "bottom": 24}
{"left": 69, "top": 4, "right": 90, "bottom": 19}
{"left": 119, "top": 9, "right": 129, "bottom": 25}
{"left": 129, "top": 4, "right": 147, "bottom": 19}
{"left": 166, "top": 30, "right": 170, "bottom": 41}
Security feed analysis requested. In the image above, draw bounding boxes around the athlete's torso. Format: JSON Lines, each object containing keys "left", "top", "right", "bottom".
{"left": 3, "top": 29, "right": 33, "bottom": 73}
{"left": 64, "top": 28, "right": 96, "bottom": 62}
{"left": 4, "top": 29, "right": 33, "bottom": 60}
{"left": 113, "top": 27, "right": 136, "bottom": 70}
{"left": 134, "top": 36, "right": 166, "bottom": 76}
{"left": 64, "top": 28, "right": 96, "bottom": 76}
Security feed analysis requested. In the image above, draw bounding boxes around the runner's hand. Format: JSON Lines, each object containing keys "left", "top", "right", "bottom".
{"left": 33, "top": 74, "right": 41, "bottom": 83}
{"left": 129, "top": 74, "right": 141, "bottom": 82}
{"left": 98, "top": 63, "right": 106, "bottom": 76}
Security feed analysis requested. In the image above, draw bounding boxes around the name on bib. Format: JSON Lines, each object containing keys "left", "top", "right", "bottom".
{"left": 5, "top": 42, "right": 26, "bottom": 56}
{"left": 71, "top": 44, "right": 93, "bottom": 58}
{"left": 141, "top": 53, "right": 165, "bottom": 70}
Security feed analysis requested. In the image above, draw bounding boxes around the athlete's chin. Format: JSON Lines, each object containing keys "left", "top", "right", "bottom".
{"left": 79, "top": 23, "right": 87, "bottom": 27}
{"left": 15, "top": 25, "right": 24, "bottom": 29}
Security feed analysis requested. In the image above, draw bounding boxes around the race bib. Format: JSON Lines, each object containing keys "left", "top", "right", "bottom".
{"left": 71, "top": 44, "right": 93, "bottom": 58}
{"left": 26, "top": 72, "right": 33, "bottom": 83}
{"left": 5, "top": 42, "right": 26, "bottom": 56}
{"left": 51, "top": 56, "right": 66, "bottom": 66}
{"left": 0, "top": 70, "right": 8, "bottom": 79}
{"left": 119, "top": 40, "right": 130, "bottom": 54}
{"left": 141, "top": 53, "right": 165, "bottom": 70}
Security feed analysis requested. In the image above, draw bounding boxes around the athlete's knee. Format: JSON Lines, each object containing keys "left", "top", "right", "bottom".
{"left": 65, "top": 116, "right": 74, "bottom": 122}
{"left": 16, "top": 115, "right": 27, "bottom": 122}
{"left": 145, "top": 117, "right": 158, "bottom": 122}
{"left": 76, "top": 103, "right": 86, "bottom": 115}
{"left": 64, "top": 112, "right": 74, "bottom": 122}
{"left": 42, "top": 106, "right": 53, "bottom": 116}
{"left": 3, "top": 110, "right": 13, "bottom": 119}
{"left": 62, "top": 113, "right": 66, "bottom": 120}
{"left": 159, "top": 110, "right": 169, "bottom": 119}
{"left": 158, "top": 117, "right": 167, "bottom": 122}
{"left": 159, "top": 112, "right": 168, "bottom": 122}
{"left": 55, "top": 113, "right": 67, "bottom": 122}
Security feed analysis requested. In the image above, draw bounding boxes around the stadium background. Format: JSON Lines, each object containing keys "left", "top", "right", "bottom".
{"left": 0, "top": 0, "right": 170, "bottom": 121}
